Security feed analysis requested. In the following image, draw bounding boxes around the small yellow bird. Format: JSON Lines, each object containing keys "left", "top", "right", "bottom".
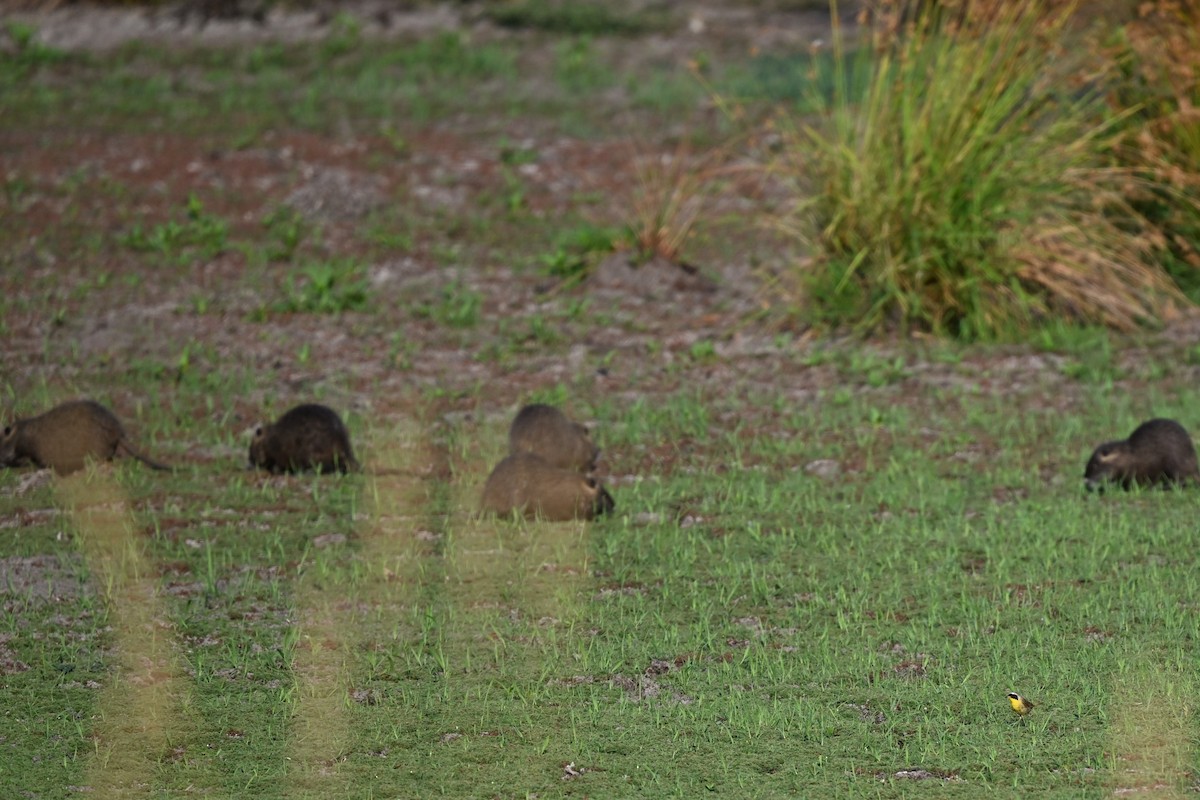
{"left": 1007, "top": 692, "right": 1035, "bottom": 717}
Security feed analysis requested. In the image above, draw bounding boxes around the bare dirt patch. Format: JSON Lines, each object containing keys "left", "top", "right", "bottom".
{"left": 0, "top": 554, "right": 92, "bottom": 606}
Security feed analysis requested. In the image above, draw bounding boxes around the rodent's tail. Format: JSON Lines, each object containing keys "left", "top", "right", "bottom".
{"left": 118, "top": 440, "right": 175, "bottom": 472}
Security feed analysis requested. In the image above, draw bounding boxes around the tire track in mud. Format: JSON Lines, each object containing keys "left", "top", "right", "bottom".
{"left": 283, "top": 401, "right": 596, "bottom": 789}
{"left": 439, "top": 408, "right": 593, "bottom": 764}
{"left": 1106, "top": 663, "right": 1194, "bottom": 798}
{"left": 57, "top": 470, "right": 187, "bottom": 798}
{"left": 284, "top": 399, "right": 457, "bottom": 788}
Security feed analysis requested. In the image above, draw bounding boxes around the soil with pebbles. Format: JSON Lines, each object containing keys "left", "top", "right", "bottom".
{"left": 1, "top": 1, "right": 1198, "bottom": 453}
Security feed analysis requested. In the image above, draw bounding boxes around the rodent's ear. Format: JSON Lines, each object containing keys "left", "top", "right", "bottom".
{"left": 585, "top": 477, "right": 598, "bottom": 489}
{"left": 254, "top": 426, "right": 263, "bottom": 436}
{"left": 1097, "top": 449, "right": 1120, "bottom": 463}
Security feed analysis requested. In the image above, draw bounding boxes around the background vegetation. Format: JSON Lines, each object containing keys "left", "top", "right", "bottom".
{"left": 770, "top": 0, "right": 1200, "bottom": 338}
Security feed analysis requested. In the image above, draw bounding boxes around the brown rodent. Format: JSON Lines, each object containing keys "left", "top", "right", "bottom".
{"left": 249, "top": 403, "right": 359, "bottom": 474}
{"left": 1084, "top": 418, "right": 1199, "bottom": 491}
{"left": 0, "top": 400, "right": 171, "bottom": 475}
{"left": 508, "top": 403, "right": 600, "bottom": 473}
{"left": 480, "top": 452, "right": 614, "bottom": 521}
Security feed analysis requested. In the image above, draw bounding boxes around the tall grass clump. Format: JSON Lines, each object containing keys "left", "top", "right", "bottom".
{"left": 773, "top": 0, "right": 1185, "bottom": 338}
{"left": 1105, "top": 0, "right": 1200, "bottom": 300}
{"left": 628, "top": 137, "right": 725, "bottom": 264}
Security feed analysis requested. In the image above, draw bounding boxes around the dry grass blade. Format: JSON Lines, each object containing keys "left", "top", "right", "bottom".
{"left": 1103, "top": 0, "right": 1200, "bottom": 298}
{"left": 627, "top": 137, "right": 730, "bottom": 264}
{"left": 1016, "top": 225, "right": 1185, "bottom": 331}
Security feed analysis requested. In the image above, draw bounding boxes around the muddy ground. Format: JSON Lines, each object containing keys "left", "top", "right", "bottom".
{"left": 2, "top": 1, "right": 1197, "bottom": 445}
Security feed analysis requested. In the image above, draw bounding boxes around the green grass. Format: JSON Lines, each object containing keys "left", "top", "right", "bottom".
{"left": 119, "top": 194, "right": 230, "bottom": 264}
{"left": 415, "top": 279, "right": 484, "bottom": 329}
{"left": 0, "top": 28, "right": 713, "bottom": 140}
{"left": 539, "top": 222, "right": 624, "bottom": 281}
{"left": 483, "top": 0, "right": 670, "bottom": 36}
{"left": 4, "top": 385, "right": 1200, "bottom": 797}
{"left": 270, "top": 260, "right": 371, "bottom": 316}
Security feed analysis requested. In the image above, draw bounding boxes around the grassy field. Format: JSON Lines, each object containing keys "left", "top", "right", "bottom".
{"left": 2, "top": 4, "right": 1200, "bottom": 798}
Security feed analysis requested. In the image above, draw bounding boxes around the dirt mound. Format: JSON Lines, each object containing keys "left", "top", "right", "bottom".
{"left": 589, "top": 252, "right": 717, "bottom": 299}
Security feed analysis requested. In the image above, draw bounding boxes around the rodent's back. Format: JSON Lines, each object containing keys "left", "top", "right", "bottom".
{"left": 250, "top": 403, "right": 358, "bottom": 473}
{"left": 508, "top": 404, "right": 599, "bottom": 473}
{"left": 1085, "top": 417, "right": 1199, "bottom": 489}
{"left": 1, "top": 400, "right": 125, "bottom": 474}
{"left": 481, "top": 452, "right": 612, "bottom": 521}
{"left": 1129, "top": 418, "right": 1199, "bottom": 479}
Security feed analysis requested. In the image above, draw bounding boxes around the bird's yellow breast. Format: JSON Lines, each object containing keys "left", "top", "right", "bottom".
{"left": 1007, "top": 693, "right": 1032, "bottom": 715}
